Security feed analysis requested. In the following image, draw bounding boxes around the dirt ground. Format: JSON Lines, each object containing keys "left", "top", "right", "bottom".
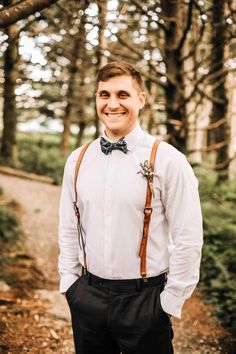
{"left": 0, "top": 172, "right": 235, "bottom": 354}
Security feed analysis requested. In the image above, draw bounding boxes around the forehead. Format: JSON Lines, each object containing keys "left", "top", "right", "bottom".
{"left": 97, "top": 75, "right": 139, "bottom": 93}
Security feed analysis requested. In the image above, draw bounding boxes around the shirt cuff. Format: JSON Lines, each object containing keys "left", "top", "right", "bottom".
{"left": 59, "top": 273, "right": 79, "bottom": 294}
{"left": 160, "top": 289, "right": 185, "bottom": 319}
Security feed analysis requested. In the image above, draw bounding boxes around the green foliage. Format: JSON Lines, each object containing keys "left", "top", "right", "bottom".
{"left": 17, "top": 132, "right": 70, "bottom": 185}
{"left": 0, "top": 206, "right": 21, "bottom": 243}
{"left": 197, "top": 167, "right": 236, "bottom": 335}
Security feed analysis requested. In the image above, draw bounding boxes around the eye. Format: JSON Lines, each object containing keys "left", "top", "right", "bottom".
{"left": 99, "top": 92, "right": 109, "bottom": 98}
{"left": 119, "top": 92, "right": 128, "bottom": 98}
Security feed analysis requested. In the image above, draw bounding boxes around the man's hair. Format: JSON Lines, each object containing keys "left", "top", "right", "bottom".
{"left": 97, "top": 61, "right": 143, "bottom": 91}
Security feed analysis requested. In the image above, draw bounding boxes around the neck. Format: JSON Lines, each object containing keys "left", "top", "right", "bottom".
{"left": 105, "top": 123, "right": 138, "bottom": 141}
{"left": 105, "top": 132, "right": 123, "bottom": 142}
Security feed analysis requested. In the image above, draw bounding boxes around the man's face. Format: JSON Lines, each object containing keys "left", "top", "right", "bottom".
{"left": 96, "top": 75, "right": 146, "bottom": 140}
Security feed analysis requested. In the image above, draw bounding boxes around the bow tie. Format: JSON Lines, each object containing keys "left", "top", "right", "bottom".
{"left": 100, "top": 137, "right": 128, "bottom": 155}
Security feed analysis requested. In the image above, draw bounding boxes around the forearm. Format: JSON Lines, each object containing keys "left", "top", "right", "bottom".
{"left": 58, "top": 228, "right": 82, "bottom": 293}
{"left": 58, "top": 152, "right": 82, "bottom": 293}
{"left": 161, "top": 240, "right": 202, "bottom": 318}
{"left": 160, "top": 154, "right": 203, "bottom": 318}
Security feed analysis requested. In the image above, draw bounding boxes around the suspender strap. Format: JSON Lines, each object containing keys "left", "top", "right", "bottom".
{"left": 73, "top": 143, "right": 91, "bottom": 273}
{"left": 139, "top": 139, "right": 160, "bottom": 280}
{"left": 74, "top": 143, "right": 91, "bottom": 206}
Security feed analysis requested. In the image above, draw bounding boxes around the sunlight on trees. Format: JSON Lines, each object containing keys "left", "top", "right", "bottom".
{"left": 0, "top": 0, "right": 235, "bottom": 170}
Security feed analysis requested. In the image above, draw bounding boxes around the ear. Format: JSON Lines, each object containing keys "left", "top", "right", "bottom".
{"left": 139, "top": 91, "right": 146, "bottom": 109}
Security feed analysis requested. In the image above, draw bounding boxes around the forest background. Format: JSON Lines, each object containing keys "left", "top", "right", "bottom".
{"left": 0, "top": 0, "right": 236, "bottom": 346}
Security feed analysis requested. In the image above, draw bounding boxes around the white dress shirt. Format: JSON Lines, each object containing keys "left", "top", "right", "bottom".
{"left": 58, "top": 123, "right": 203, "bottom": 318}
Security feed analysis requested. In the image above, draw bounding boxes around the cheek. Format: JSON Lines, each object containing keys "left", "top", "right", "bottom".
{"left": 96, "top": 101, "right": 105, "bottom": 112}
{"left": 129, "top": 104, "right": 140, "bottom": 115}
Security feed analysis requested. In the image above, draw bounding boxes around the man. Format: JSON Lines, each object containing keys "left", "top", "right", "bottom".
{"left": 58, "top": 61, "right": 203, "bottom": 354}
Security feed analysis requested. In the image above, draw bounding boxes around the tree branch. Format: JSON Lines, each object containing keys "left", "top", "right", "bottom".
{"left": 177, "top": 0, "right": 194, "bottom": 53}
{"left": 0, "top": 0, "right": 59, "bottom": 28}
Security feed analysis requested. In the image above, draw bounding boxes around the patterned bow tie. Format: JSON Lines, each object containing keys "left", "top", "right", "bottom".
{"left": 100, "top": 137, "right": 128, "bottom": 155}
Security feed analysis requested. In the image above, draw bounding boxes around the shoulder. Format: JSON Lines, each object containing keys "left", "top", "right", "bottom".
{"left": 67, "top": 138, "right": 100, "bottom": 164}
{"left": 156, "top": 142, "right": 197, "bottom": 184}
{"left": 157, "top": 141, "right": 186, "bottom": 162}
{"left": 141, "top": 132, "right": 193, "bottom": 178}
{"left": 142, "top": 131, "right": 186, "bottom": 162}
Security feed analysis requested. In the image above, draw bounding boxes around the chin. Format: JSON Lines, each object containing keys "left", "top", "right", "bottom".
{"left": 106, "top": 123, "right": 124, "bottom": 132}
{"left": 106, "top": 127, "right": 124, "bottom": 138}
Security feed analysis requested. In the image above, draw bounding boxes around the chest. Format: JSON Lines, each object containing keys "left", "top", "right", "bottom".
{"left": 76, "top": 151, "right": 162, "bottom": 212}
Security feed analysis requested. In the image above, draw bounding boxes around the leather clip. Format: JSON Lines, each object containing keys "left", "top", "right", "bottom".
{"left": 141, "top": 273, "right": 148, "bottom": 282}
{"left": 143, "top": 207, "right": 152, "bottom": 215}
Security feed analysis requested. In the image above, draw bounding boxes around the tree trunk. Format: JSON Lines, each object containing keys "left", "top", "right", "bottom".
{"left": 97, "top": 0, "right": 108, "bottom": 69}
{"left": 93, "top": 0, "right": 108, "bottom": 140}
{"left": 60, "top": 41, "right": 79, "bottom": 154}
{"left": 161, "top": 0, "right": 188, "bottom": 152}
{"left": 61, "top": 105, "right": 72, "bottom": 154}
{"left": 77, "top": 121, "right": 86, "bottom": 147}
{"left": 1, "top": 10, "right": 19, "bottom": 164}
{"left": 208, "top": 0, "right": 230, "bottom": 179}
{"left": 146, "top": 77, "right": 157, "bottom": 134}
{"left": 76, "top": 80, "right": 86, "bottom": 147}
{"left": 76, "top": 6, "right": 87, "bottom": 147}
{"left": 185, "top": 6, "right": 203, "bottom": 165}
{"left": 61, "top": 1, "right": 88, "bottom": 153}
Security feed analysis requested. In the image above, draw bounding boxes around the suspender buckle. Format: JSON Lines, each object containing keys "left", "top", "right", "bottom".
{"left": 143, "top": 207, "right": 152, "bottom": 215}
{"left": 141, "top": 273, "right": 148, "bottom": 282}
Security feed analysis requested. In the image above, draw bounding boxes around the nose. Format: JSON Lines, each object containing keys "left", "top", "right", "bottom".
{"left": 107, "top": 96, "right": 120, "bottom": 110}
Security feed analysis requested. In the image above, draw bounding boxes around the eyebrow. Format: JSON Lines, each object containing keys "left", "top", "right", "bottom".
{"left": 97, "top": 90, "right": 131, "bottom": 95}
{"left": 118, "top": 90, "right": 130, "bottom": 95}
{"left": 97, "top": 90, "right": 109, "bottom": 95}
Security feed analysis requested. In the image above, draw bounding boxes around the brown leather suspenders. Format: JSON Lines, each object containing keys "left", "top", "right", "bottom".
{"left": 139, "top": 139, "right": 160, "bottom": 280}
{"left": 73, "top": 142, "right": 91, "bottom": 274}
{"left": 73, "top": 140, "right": 160, "bottom": 279}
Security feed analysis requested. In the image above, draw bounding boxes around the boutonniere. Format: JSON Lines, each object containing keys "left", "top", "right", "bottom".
{"left": 137, "top": 160, "right": 155, "bottom": 197}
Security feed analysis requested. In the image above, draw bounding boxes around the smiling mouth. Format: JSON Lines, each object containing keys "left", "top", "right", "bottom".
{"left": 105, "top": 112, "right": 126, "bottom": 118}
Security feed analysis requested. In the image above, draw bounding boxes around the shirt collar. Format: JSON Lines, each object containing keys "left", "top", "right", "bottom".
{"left": 102, "top": 123, "right": 145, "bottom": 152}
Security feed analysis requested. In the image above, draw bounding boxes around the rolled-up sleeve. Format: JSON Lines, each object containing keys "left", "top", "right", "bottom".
{"left": 58, "top": 152, "right": 82, "bottom": 293}
{"left": 160, "top": 154, "right": 203, "bottom": 318}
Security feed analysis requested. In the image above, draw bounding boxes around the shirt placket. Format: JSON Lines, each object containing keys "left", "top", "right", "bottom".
{"left": 103, "top": 153, "right": 114, "bottom": 278}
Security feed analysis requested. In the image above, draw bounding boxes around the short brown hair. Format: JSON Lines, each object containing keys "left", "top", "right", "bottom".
{"left": 97, "top": 61, "right": 143, "bottom": 91}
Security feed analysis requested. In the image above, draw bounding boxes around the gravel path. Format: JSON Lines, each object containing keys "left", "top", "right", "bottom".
{"left": 0, "top": 172, "right": 233, "bottom": 354}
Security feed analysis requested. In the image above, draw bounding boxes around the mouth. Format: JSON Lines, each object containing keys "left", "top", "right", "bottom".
{"left": 105, "top": 112, "right": 127, "bottom": 118}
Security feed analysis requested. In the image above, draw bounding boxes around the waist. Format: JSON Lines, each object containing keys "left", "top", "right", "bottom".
{"left": 83, "top": 269, "right": 167, "bottom": 290}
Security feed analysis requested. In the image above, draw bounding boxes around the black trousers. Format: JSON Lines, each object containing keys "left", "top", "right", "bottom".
{"left": 66, "top": 272, "right": 174, "bottom": 354}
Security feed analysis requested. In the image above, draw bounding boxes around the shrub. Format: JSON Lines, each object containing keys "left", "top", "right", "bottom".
{"left": 197, "top": 168, "right": 236, "bottom": 336}
{"left": 18, "top": 133, "right": 69, "bottom": 184}
{"left": 0, "top": 206, "right": 21, "bottom": 243}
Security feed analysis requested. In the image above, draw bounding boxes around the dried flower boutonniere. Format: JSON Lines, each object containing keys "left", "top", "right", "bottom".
{"left": 137, "top": 160, "right": 155, "bottom": 197}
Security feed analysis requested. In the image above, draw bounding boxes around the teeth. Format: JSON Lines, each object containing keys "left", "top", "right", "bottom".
{"left": 106, "top": 113, "right": 125, "bottom": 118}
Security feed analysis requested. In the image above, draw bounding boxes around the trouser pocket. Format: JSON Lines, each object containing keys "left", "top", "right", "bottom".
{"left": 66, "top": 277, "right": 81, "bottom": 304}
{"left": 153, "top": 284, "right": 171, "bottom": 324}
